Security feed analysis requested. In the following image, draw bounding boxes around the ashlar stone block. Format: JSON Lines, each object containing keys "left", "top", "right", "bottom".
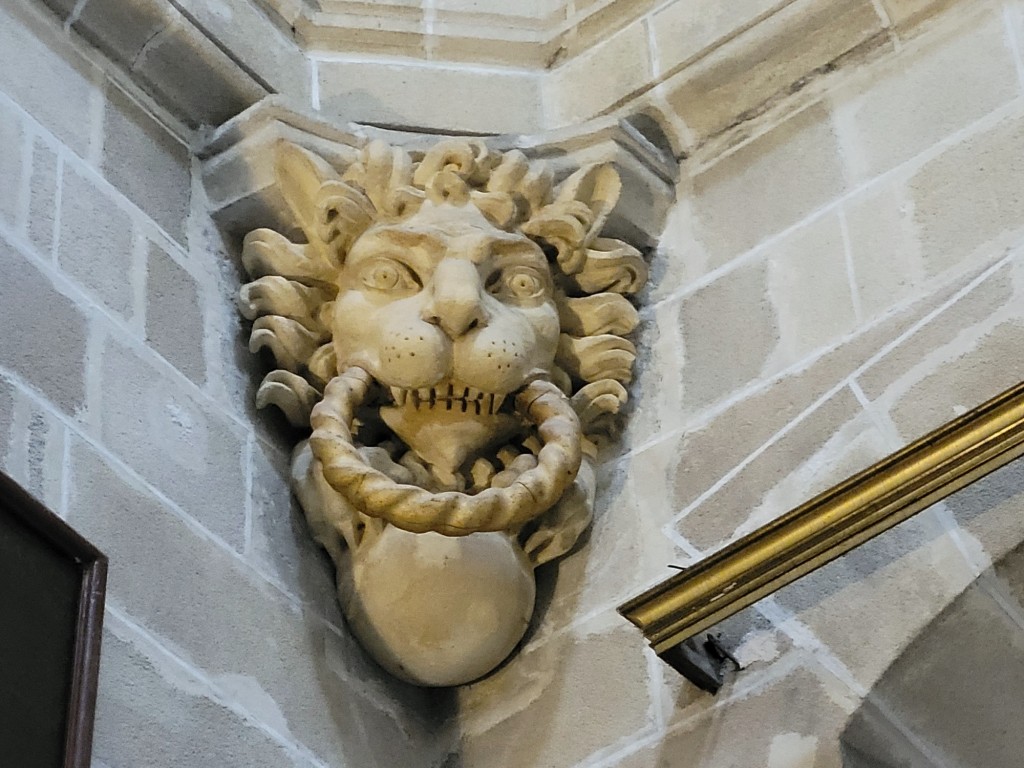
{"left": 831, "top": 8, "right": 1018, "bottom": 184}
{"left": 27, "top": 135, "right": 59, "bottom": 257}
{"left": 678, "top": 258, "right": 779, "bottom": 414}
{"left": 57, "top": 165, "right": 136, "bottom": 319}
{"left": 0, "top": 235, "right": 88, "bottom": 415}
{"left": 145, "top": 240, "right": 206, "bottom": 384}
{"left": 95, "top": 333, "right": 247, "bottom": 550}
{"left": 691, "top": 105, "right": 848, "bottom": 269}
{"left": 0, "top": 102, "right": 24, "bottom": 229}
{"left": 0, "top": 1, "right": 102, "bottom": 158}
{"left": 764, "top": 211, "right": 858, "bottom": 365}
{"left": 94, "top": 623, "right": 316, "bottom": 768}
{"left": 101, "top": 86, "right": 191, "bottom": 244}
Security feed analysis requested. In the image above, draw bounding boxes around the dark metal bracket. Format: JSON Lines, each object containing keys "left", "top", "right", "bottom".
{"left": 660, "top": 634, "right": 742, "bottom": 694}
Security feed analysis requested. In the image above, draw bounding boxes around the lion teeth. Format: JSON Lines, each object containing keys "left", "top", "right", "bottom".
{"left": 390, "top": 387, "right": 406, "bottom": 406}
{"left": 492, "top": 394, "right": 506, "bottom": 414}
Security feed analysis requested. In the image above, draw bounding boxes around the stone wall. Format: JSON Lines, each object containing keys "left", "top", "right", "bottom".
{"left": 4, "top": 0, "right": 1024, "bottom": 767}
{"left": 0, "top": 2, "right": 452, "bottom": 766}
{"left": 451, "top": 2, "right": 1024, "bottom": 766}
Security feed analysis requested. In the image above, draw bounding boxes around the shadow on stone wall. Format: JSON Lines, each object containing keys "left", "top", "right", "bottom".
{"left": 841, "top": 463, "right": 1024, "bottom": 768}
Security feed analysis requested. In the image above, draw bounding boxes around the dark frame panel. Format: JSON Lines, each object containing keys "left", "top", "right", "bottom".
{"left": 0, "top": 472, "right": 107, "bottom": 767}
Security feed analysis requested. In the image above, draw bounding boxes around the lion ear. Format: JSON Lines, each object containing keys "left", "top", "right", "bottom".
{"left": 554, "top": 163, "right": 621, "bottom": 244}
{"left": 275, "top": 142, "right": 341, "bottom": 250}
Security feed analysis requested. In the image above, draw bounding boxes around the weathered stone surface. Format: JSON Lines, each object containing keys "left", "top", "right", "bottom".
{"left": 909, "top": 113, "right": 1024, "bottom": 275}
{"left": 0, "top": 1, "right": 102, "bottom": 158}
{"left": 248, "top": 436, "right": 341, "bottom": 622}
{"left": 58, "top": 165, "right": 135, "bottom": 319}
{"left": 675, "top": 387, "right": 867, "bottom": 552}
{"left": 887, "top": 318, "right": 1024, "bottom": 441}
{"left": 842, "top": 179, "right": 926, "bottom": 320}
{"left": 95, "top": 333, "right": 247, "bottom": 549}
{"left": 101, "top": 86, "right": 191, "bottom": 243}
{"left": 0, "top": 235, "right": 88, "bottom": 414}
{"left": 650, "top": 0, "right": 781, "bottom": 76}
{"left": 691, "top": 105, "right": 848, "bottom": 269}
{"left": 664, "top": 0, "right": 884, "bottom": 141}
{"left": 66, "top": 439, "right": 445, "bottom": 767}
{"left": 831, "top": 8, "right": 1017, "bottom": 183}
{"left": 27, "top": 135, "right": 59, "bottom": 256}
{"left": 0, "top": 102, "right": 23, "bottom": 229}
{"left": 546, "top": 22, "right": 652, "bottom": 126}
{"left": 457, "top": 615, "right": 653, "bottom": 768}
{"left": 629, "top": 656, "right": 855, "bottom": 767}
{"left": 94, "top": 622, "right": 316, "bottom": 768}
{"left": 0, "top": 385, "right": 66, "bottom": 512}
{"left": 0, "top": 376, "right": 12, "bottom": 459}
{"left": 847, "top": 581, "right": 1024, "bottom": 768}
{"left": 679, "top": 259, "right": 779, "bottom": 413}
{"left": 945, "top": 457, "right": 1024, "bottom": 570}
{"left": 856, "top": 259, "right": 1016, "bottom": 400}
{"left": 145, "top": 240, "right": 206, "bottom": 384}
{"left": 776, "top": 508, "right": 976, "bottom": 687}
{"left": 764, "top": 212, "right": 858, "bottom": 364}
{"left": 73, "top": 0, "right": 172, "bottom": 69}
{"left": 316, "top": 61, "right": 544, "bottom": 134}
{"left": 881, "top": 0, "right": 960, "bottom": 27}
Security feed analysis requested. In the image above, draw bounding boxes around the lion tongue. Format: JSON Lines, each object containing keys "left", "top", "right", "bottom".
{"left": 380, "top": 405, "right": 519, "bottom": 478}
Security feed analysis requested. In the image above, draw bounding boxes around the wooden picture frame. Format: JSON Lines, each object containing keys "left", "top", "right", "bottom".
{"left": 0, "top": 472, "right": 107, "bottom": 768}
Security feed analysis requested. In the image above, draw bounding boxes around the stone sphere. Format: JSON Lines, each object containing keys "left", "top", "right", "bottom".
{"left": 343, "top": 526, "right": 536, "bottom": 686}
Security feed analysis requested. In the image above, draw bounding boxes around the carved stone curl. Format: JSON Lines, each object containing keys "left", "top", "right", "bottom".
{"left": 239, "top": 138, "right": 646, "bottom": 686}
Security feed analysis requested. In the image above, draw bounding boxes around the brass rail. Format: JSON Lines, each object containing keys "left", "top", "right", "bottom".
{"left": 620, "top": 380, "right": 1024, "bottom": 658}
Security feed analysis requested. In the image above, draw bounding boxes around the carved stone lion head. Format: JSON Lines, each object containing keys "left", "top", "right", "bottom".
{"left": 239, "top": 139, "right": 645, "bottom": 685}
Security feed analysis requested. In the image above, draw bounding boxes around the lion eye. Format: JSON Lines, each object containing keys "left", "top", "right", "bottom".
{"left": 359, "top": 258, "right": 419, "bottom": 292}
{"left": 489, "top": 265, "right": 547, "bottom": 301}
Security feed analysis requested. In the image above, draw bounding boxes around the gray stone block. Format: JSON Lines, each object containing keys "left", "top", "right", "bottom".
{"left": 0, "top": 1, "right": 101, "bottom": 158}
{"left": 248, "top": 438, "right": 341, "bottom": 623}
{"left": 94, "top": 625, "right": 315, "bottom": 768}
{"left": 27, "top": 135, "right": 58, "bottom": 256}
{"left": 66, "top": 439, "right": 444, "bottom": 767}
{"left": 0, "top": 385, "right": 66, "bottom": 512}
{"left": 679, "top": 258, "right": 779, "bottom": 413}
{"left": 0, "top": 102, "right": 24, "bottom": 229}
{"left": 457, "top": 616, "right": 652, "bottom": 768}
{"left": 0, "top": 375, "right": 13, "bottom": 464}
{"left": 674, "top": 386, "right": 865, "bottom": 551}
{"left": 96, "top": 333, "right": 247, "bottom": 549}
{"left": 145, "top": 241, "right": 206, "bottom": 384}
{"left": 73, "top": 0, "right": 172, "bottom": 69}
{"left": 0, "top": 235, "right": 88, "bottom": 414}
{"left": 57, "top": 165, "right": 135, "bottom": 319}
{"left": 101, "top": 87, "right": 191, "bottom": 243}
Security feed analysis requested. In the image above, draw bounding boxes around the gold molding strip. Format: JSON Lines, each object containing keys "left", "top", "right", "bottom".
{"left": 620, "top": 380, "right": 1024, "bottom": 656}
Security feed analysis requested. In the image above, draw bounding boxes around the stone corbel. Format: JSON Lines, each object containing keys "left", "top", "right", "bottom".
{"left": 202, "top": 97, "right": 677, "bottom": 686}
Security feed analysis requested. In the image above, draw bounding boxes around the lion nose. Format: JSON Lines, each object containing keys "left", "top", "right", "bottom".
{"left": 421, "top": 259, "right": 488, "bottom": 339}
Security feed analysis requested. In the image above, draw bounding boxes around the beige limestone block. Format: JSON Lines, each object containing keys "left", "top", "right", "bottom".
{"left": 456, "top": 614, "right": 653, "bottom": 767}
{"left": 674, "top": 386, "right": 865, "bottom": 551}
{"left": 650, "top": 0, "right": 785, "bottom": 75}
{"left": 855, "top": 259, "right": 1017, "bottom": 401}
{"left": 887, "top": 318, "right": 1024, "bottom": 441}
{"left": 545, "top": 20, "right": 654, "bottom": 127}
{"left": 315, "top": 61, "right": 544, "bottom": 134}
{"left": 678, "top": 258, "right": 780, "bottom": 413}
{"left": 909, "top": 112, "right": 1024, "bottom": 275}
{"left": 764, "top": 212, "right": 858, "bottom": 368}
{"left": 945, "top": 458, "right": 1024, "bottom": 570}
{"left": 691, "top": 105, "right": 847, "bottom": 269}
{"left": 663, "top": 0, "right": 884, "bottom": 140}
{"left": 882, "top": 0, "right": 961, "bottom": 27}
{"left": 639, "top": 655, "right": 857, "bottom": 767}
{"left": 831, "top": 8, "right": 1018, "bottom": 184}
{"left": 842, "top": 180, "right": 926, "bottom": 320}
